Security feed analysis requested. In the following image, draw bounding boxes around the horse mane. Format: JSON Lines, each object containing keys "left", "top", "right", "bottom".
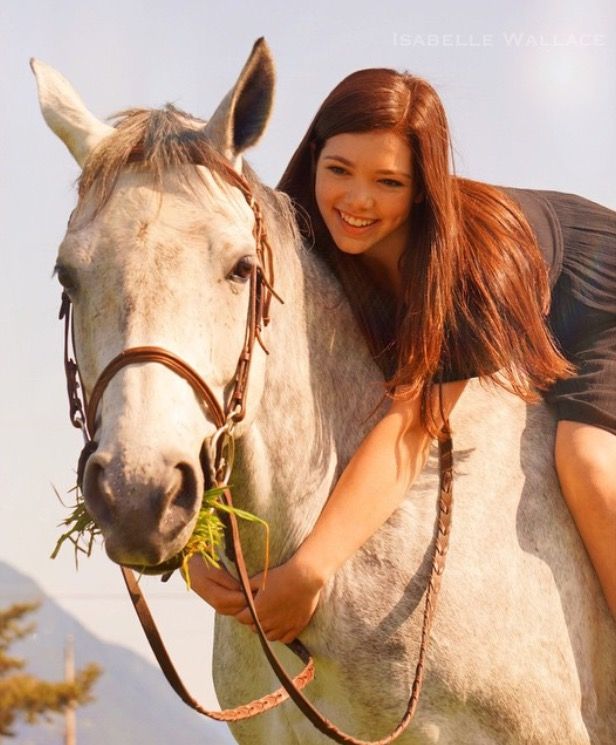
{"left": 76, "top": 105, "right": 298, "bottom": 245}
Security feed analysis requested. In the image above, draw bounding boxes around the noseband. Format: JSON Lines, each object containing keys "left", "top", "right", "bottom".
{"left": 57, "top": 178, "right": 454, "bottom": 744}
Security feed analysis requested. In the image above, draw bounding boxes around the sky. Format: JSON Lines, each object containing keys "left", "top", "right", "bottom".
{"left": 1, "top": 0, "right": 614, "bottom": 724}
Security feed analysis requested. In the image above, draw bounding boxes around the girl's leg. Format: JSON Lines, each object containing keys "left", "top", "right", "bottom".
{"left": 555, "top": 420, "right": 616, "bottom": 619}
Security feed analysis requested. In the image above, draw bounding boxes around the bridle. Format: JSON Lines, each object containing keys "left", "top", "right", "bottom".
{"left": 58, "top": 174, "right": 454, "bottom": 744}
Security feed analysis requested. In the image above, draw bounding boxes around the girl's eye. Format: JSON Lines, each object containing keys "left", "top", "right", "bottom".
{"left": 326, "top": 165, "right": 347, "bottom": 176}
{"left": 228, "top": 256, "right": 255, "bottom": 283}
{"left": 379, "top": 178, "right": 404, "bottom": 188}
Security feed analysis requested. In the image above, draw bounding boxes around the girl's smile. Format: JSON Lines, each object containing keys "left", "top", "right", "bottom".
{"left": 337, "top": 209, "right": 378, "bottom": 229}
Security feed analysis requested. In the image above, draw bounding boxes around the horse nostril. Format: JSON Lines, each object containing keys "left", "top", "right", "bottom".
{"left": 170, "top": 462, "right": 200, "bottom": 514}
{"left": 82, "top": 454, "right": 114, "bottom": 528}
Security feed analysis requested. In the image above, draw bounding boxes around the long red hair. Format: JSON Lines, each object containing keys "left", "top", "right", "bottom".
{"left": 278, "top": 68, "right": 572, "bottom": 435}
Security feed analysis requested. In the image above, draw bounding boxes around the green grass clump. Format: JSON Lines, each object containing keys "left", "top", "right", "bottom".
{"left": 177, "top": 485, "right": 270, "bottom": 590}
{"left": 52, "top": 484, "right": 269, "bottom": 589}
{"left": 51, "top": 485, "right": 101, "bottom": 565}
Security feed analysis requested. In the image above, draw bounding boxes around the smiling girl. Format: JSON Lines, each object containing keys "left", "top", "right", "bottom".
{"left": 190, "top": 68, "right": 616, "bottom": 637}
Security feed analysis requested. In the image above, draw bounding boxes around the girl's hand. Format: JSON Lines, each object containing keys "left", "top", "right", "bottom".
{"left": 188, "top": 557, "right": 246, "bottom": 617}
{"left": 233, "top": 555, "right": 324, "bottom": 644}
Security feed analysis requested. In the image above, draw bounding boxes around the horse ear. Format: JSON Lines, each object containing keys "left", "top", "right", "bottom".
{"left": 30, "top": 58, "right": 114, "bottom": 167}
{"left": 203, "top": 37, "right": 275, "bottom": 168}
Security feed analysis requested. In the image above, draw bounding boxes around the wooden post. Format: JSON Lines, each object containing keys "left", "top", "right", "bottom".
{"left": 64, "top": 635, "right": 76, "bottom": 745}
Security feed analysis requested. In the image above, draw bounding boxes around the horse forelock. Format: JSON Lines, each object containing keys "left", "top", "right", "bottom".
{"left": 77, "top": 105, "right": 221, "bottom": 201}
{"left": 73, "top": 104, "right": 300, "bottom": 265}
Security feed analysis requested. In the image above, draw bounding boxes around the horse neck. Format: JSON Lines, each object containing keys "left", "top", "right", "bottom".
{"left": 234, "top": 216, "right": 387, "bottom": 566}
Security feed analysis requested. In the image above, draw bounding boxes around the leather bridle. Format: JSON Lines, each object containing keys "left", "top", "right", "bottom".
{"left": 57, "top": 176, "right": 454, "bottom": 744}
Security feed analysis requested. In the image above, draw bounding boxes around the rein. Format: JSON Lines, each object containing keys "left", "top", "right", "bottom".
{"left": 57, "top": 181, "right": 454, "bottom": 743}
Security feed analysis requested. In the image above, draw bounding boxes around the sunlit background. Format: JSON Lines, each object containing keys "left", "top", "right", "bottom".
{"left": 1, "top": 0, "right": 614, "bottom": 738}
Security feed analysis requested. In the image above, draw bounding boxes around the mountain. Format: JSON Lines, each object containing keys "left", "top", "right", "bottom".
{"left": 0, "top": 561, "right": 235, "bottom": 745}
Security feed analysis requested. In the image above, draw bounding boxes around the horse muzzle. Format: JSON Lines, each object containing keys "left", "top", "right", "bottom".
{"left": 82, "top": 446, "right": 203, "bottom": 566}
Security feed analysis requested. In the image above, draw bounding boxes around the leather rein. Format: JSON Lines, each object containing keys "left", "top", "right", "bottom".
{"left": 57, "top": 177, "right": 454, "bottom": 744}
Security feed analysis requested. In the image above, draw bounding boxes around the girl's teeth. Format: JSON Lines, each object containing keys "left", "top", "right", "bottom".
{"left": 339, "top": 211, "right": 375, "bottom": 227}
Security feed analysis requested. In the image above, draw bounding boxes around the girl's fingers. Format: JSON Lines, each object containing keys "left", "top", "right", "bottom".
{"left": 192, "top": 582, "right": 246, "bottom": 615}
{"left": 234, "top": 607, "right": 253, "bottom": 626}
{"left": 215, "top": 575, "right": 242, "bottom": 591}
{"left": 234, "top": 610, "right": 281, "bottom": 641}
{"left": 205, "top": 567, "right": 241, "bottom": 590}
{"left": 188, "top": 557, "right": 241, "bottom": 591}
{"left": 217, "top": 597, "right": 249, "bottom": 616}
{"left": 236, "top": 614, "right": 296, "bottom": 642}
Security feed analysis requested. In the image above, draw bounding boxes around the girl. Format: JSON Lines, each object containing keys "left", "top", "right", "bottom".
{"left": 191, "top": 68, "right": 616, "bottom": 638}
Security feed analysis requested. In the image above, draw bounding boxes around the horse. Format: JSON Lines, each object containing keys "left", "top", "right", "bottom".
{"left": 33, "top": 40, "right": 616, "bottom": 744}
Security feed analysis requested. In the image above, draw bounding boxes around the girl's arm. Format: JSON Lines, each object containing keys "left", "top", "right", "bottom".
{"left": 193, "top": 380, "right": 467, "bottom": 642}
{"left": 291, "top": 380, "right": 466, "bottom": 586}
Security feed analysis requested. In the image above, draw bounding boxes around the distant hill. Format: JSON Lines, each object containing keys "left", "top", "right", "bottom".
{"left": 0, "top": 561, "right": 235, "bottom": 745}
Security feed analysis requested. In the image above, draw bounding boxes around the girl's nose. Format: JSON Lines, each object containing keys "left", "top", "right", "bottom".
{"left": 343, "top": 184, "right": 375, "bottom": 212}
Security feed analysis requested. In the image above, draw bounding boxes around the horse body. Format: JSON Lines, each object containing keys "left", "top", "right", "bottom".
{"left": 33, "top": 41, "right": 616, "bottom": 744}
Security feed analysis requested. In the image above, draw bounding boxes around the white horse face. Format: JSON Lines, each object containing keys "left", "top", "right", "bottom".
{"left": 35, "top": 39, "right": 276, "bottom": 566}
{"left": 57, "top": 168, "right": 262, "bottom": 565}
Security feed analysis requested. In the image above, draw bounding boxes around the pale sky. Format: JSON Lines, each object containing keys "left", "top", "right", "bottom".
{"left": 1, "top": 0, "right": 614, "bottom": 719}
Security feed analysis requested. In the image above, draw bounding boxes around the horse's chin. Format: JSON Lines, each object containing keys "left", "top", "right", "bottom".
{"left": 120, "top": 555, "right": 184, "bottom": 577}
{"left": 104, "top": 533, "right": 188, "bottom": 575}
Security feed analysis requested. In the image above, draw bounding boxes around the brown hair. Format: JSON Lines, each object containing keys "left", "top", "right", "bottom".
{"left": 278, "top": 68, "right": 573, "bottom": 436}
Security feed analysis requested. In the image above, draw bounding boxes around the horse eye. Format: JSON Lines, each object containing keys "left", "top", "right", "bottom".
{"left": 228, "top": 256, "right": 255, "bottom": 283}
{"left": 55, "top": 265, "right": 77, "bottom": 292}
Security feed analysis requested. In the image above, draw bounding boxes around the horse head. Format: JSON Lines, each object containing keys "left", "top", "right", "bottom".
{"left": 33, "top": 40, "right": 279, "bottom": 568}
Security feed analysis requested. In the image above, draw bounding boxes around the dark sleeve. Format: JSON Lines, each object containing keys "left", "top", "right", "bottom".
{"left": 496, "top": 185, "right": 564, "bottom": 289}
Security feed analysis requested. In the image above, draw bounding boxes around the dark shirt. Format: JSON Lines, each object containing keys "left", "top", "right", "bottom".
{"left": 497, "top": 186, "right": 564, "bottom": 287}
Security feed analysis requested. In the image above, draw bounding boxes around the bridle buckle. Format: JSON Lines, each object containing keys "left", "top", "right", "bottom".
{"left": 206, "top": 405, "right": 241, "bottom": 485}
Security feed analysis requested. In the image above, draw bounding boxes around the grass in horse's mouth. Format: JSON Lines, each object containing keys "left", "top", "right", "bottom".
{"left": 51, "top": 484, "right": 269, "bottom": 589}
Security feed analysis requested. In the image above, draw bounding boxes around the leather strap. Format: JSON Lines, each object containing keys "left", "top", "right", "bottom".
{"left": 121, "top": 566, "right": 315, "bottom": 721}
{"left": 86, "top": 347, "right": 226, "bottom": 437}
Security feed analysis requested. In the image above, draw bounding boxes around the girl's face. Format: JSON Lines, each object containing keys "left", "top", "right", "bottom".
{"left": 315, "top": 130, "right": 418, "bottom": 268}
